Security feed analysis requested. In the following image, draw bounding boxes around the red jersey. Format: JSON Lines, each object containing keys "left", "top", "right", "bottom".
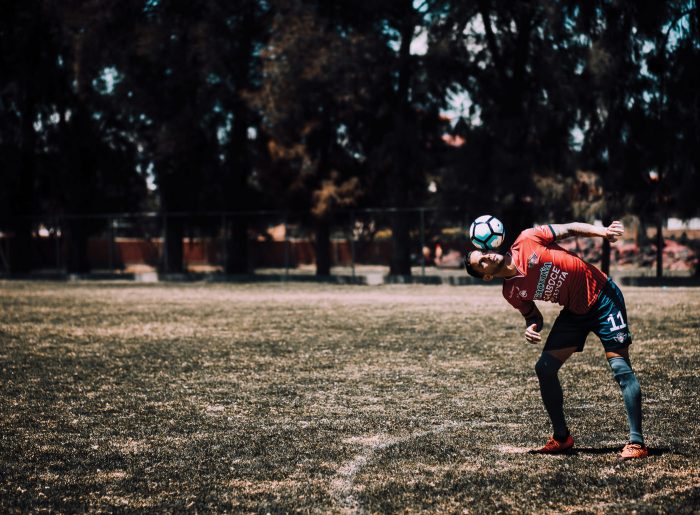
{"left": 502, "top": 225, "right": 608, "bottom": 316}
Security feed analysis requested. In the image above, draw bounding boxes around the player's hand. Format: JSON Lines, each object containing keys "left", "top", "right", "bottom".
{"left": 605, "top": 220, "right": 624, "bottom": 242}
{"left": 525, "top": 324, "right": 541, "bottom": 344}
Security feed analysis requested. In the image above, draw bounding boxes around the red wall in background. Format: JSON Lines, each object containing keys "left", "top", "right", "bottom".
{"left": 23, "top": 237, "right": 393, "bottom": 270}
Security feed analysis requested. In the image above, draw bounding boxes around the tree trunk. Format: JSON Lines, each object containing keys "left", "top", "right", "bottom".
{"left": 315, "top": 218, "right": 331, "bottom": 276}
{"left": 9, "top": 218, "right": 33, "bottom": 274}
{"left": 501, "top": 200, "right": 535, "bottom": 250}
{"left": 601, "top": 238, "right": 611, "bottom": 276}
{"left": 225, "top": 215, "right": 249, "bottom": 274}
{"left": 163, "top": 215, "right": 184, "bottom": 273}
{"left": 388, "top": 13, "right": 415, "bottom": 278}
{"left": 390, "top": 211, "right": 411, "bottom": 276}
{"left": 65, "top": 219, "right": 91, "bottom": 274}
{"left": 655, "top": 216, "right": 663, "bottom": 278}
{"left": 601, "top": 216, "right": 612, "bottom": 276}
{"left": 9, "top": 94, "right": 38, "bottom": 274}
{"left": 225, "top": 94, "right": 252, "bottom": 274}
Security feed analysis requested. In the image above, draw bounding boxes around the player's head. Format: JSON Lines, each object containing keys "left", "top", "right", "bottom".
{"left": 464, "top": 250, "right": 506, "bottom": 281}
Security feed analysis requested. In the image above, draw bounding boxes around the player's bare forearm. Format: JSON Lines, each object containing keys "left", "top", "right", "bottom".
{"left": 521, "top": 302, "right": 543, "bottom": 334}
{"left": 521, "top": 302, "right": 543, "bottom": 344}
{"left": 551, "top": 222, "right": 605, "bottom": 239}
{"left": 550, "top": 221, "right": 624, "bottom": 243}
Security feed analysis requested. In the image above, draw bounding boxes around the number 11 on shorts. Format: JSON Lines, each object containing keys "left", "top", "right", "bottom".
{"left": 607, "top": 311, "right": 627, "bottom": 331}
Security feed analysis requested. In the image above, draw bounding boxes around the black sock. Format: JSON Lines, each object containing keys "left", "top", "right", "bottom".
{"left": 535, "top": 353, "right": 568, "bottom": 439}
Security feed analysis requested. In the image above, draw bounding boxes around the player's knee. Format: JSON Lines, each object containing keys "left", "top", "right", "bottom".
{"left": 535, "top": 353, "right": 562, "bottom": 380}
{"left": 608, "top": 357, "right": 640, "bottom": 391}
{"left": 608, "top": 356, "right": 632, "bottom": 378}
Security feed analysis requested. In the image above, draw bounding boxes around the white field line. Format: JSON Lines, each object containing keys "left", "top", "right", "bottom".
{"left": 330, "top": 421, "right": 462, "bottom": 512}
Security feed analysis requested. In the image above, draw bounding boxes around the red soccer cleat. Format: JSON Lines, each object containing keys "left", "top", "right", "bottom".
{"left": 532, "top": 434, "right": 575, "bottom": 454}
{"left": 619, "top": 442, "right": 648, "bottom": 460}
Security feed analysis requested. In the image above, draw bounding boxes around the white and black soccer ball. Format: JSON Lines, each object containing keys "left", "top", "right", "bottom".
{"left": 469, "top": 215, "right": 505, "bottom": 250}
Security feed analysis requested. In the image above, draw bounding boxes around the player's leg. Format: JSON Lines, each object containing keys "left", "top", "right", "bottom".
{"left": 532, "top": 309, "right": 589, "bottom": 454}
{"left": 606, "top": 347, "right": 647, "bottom": 458}
{"left": 533, "top": 346, "right": 578, "bottom": 453}
{"left": 594, "top": 280, "right": 647, "bottom": 459}
{"left": 537, "top": 347, "right": 579, "bottom": 440}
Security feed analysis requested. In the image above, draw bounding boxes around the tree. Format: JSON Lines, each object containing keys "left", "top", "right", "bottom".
{"left": 183, "top": 0, "right": 269, "bottom": 274}
{"left": 0, "top": 1, "right": 62, "bottom": 273}
{"left": 428, "top": 1, "right": 588, "bottom": 248}
{"left": 576, "top": 0, "right": 699, "bottom": 275}
{"left": 648, "top": 3, "right": 699, "bottom": 276}
{"left": 96, "top": 0, "right": 271, "bottom": 274}
{"left": 1, "top": 0, "right": 147, "bottom": 273}
{"left": 382, "top": 0, "right": 428, "bottom": 276}
{"left": 90, "top": 1, "right": 225, "bottom": 273}
{"left": 249, "top": 0, "right": 377, "bottom": 275}
{"left": 50, "top": 1, "right": 148, "bottom": 272}
{"left": 340, "top": 0, "right": 448, "bottom": 276}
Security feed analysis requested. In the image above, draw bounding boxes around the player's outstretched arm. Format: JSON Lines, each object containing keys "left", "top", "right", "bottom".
{"left": 550, "top": 221, "right": 624, "bottom": 243}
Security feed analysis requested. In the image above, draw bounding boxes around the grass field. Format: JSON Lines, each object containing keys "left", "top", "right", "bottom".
{"left": 1, "top": 281, "right": 699, "bottom": 513}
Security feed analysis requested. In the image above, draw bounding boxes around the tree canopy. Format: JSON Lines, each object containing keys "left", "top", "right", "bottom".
{"left": 1, "top": 0, "right": 698, "bottom": 275}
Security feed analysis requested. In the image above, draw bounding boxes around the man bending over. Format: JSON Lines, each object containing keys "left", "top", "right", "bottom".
{"left": 465, "top": 221, "right": 647, "bottom": 459}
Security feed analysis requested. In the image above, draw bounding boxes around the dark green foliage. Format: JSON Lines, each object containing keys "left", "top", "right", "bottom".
{"left": 0, "top": 0, "right": 698, "bottom": 275}
{"left": 0, "top": 1, "right": 148, "bottom": 272}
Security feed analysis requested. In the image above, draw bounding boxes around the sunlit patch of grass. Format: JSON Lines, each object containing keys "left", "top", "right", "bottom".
{"left": 1, "top": 281, "right": 699, "bottom": 512}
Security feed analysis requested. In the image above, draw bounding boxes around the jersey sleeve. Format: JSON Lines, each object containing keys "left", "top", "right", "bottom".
{"left": 506, "top": 294, "right": 532, "bottom": 316}
{"left": 504, "top": 294, "right": 544, "bottom": 331}
{"left": 520, "top": 225, "right": 556, "bottom": 245}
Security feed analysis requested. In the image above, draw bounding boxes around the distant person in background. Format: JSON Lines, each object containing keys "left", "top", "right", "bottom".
{"left": 434, "top": 241, "right": 443, "bottom": 265}
{"left": 433, "top": 240, "right": 463, "bottom": 268}
{"left": 422, "top": 245, "right": 433, "bottom": 265}
{"left": 464, "top": 221, "right": 648, "bottom": 460}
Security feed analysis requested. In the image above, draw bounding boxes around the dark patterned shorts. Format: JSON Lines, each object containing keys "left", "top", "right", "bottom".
{"left": 544, "top": 279, "right": 632, "bottom": 353}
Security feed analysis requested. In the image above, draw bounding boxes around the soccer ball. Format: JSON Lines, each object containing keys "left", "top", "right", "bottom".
{"left": 469, "top": 215, "right": 505, "bottom": 250}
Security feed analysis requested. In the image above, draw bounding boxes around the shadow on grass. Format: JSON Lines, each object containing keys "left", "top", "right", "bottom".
{"left": 573, "top": 447, "right": 671, "bottom": 457}
{"left": 526, "top": 447, "right": 671, "bottom": 457}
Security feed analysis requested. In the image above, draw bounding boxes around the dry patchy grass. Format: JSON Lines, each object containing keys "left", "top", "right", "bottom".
{"left": 1, "top": 281, "right": 699, "bottom": 513}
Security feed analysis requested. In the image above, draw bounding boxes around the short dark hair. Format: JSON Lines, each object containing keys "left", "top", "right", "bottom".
{"left": 463, "top": 251, "right": 485, "bottom": 279}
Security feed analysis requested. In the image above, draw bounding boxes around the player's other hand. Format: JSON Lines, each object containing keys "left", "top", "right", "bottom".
{"left": 605, "top": 220, "right": 624, "bottom": 242}
{"left": 525, "top": 324, "right": 541, "bottom": 344}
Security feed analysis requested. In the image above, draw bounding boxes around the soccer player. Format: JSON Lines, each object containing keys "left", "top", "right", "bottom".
{"left": 464, "top": 221, "right": 648, "bottom": 459}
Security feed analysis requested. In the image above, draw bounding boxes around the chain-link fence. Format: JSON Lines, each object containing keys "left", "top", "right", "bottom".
{"left": 0, "top": 208, "right": 474, "bottom": 276}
